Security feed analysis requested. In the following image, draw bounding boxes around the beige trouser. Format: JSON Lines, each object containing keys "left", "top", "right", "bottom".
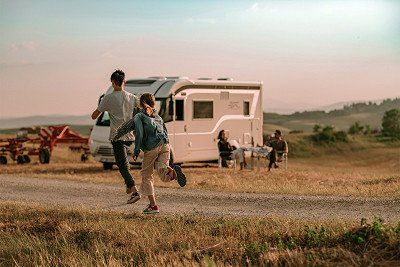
{"left": 140, "top": 143, "right": 171, "bottom": 196}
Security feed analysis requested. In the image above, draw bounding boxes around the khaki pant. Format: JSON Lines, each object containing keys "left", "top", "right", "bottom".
{"left": 140, "top": 143, "right": 171, "bottom": 196}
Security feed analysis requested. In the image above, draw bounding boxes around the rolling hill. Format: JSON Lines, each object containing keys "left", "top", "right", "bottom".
{"left": 264, "top": 98, "right": 400, "bottom": 133}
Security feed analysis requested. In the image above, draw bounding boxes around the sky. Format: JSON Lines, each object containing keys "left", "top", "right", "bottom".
{"left": 0, "top": 0, "right": 399, "bottom": 117}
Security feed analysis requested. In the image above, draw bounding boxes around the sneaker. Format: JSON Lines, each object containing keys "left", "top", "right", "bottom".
{"left": 173, "top": 165, "right": 186, "bottom": 187}
{"left": 127, "top": 192, "right": 141, "bottom": 204}
{"left": 143, "top": 204, "right": 159, "bottom": 214}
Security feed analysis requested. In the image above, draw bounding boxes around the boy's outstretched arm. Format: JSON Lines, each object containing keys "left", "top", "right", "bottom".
{"left": 91, "top": 109, "right": 101, "bottom": 120}
{"left": 113, "top": 118, "right": 136, "bottom": 140}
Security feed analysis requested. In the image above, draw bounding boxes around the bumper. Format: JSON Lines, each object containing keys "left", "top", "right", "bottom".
{"left": 90, "top": 140, "right": 143, "bottom": 163}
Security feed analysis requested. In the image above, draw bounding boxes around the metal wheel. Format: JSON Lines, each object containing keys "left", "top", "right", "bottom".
{"left": 103, "top": 162, "right": 113, "bottom": 170}
{"left": 81, "top": 154, "right": 88, "bottom": 162}
{"left": 23, "top": 155, "right": 31, "bottom": 163}
{"left": 17, "top": 155, "right": 25, "bottom": 164}
{"left": 0, "top": 155, "right": 7, "bottom": 165}
{"left": 39, "top": 148, "right": 50, "bottom": 164}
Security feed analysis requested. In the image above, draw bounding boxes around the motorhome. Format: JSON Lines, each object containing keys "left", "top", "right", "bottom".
{"left": 89, "top": 77, "right": 263, "bottom": 170}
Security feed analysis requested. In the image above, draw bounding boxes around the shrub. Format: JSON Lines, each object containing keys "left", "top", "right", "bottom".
{"left": 311, "top": 126, "right": 348, "bottom": 144}
{"left": 381, "top": 109, "right": 400, "bottom": 139}
{"left": 348, "top": 121, "right": 364, "bottom": 135}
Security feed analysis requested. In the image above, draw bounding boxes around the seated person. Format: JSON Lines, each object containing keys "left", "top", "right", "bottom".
{"left": 265, "top": 129, "right": 288, "bottom": 171}
{"left": 217, "top": 130, "right": 247, "bottom": 170}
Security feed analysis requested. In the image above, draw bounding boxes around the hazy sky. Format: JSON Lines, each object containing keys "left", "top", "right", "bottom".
{"left": 0, "top": 0, "right": 399, "bottom": 117}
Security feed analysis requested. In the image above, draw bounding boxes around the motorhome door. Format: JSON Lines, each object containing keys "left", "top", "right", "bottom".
{"left": 172, "top": 97, "right": 189, "bottom": 162}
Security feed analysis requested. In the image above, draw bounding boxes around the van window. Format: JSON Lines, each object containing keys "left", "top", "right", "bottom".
{"left": 96, "top": 111, "right": 110, "bottom": 126}
{"left": 175, "top": 99, "right": 184, "bottom": 121}
{"left": 193, "top": 101, "right": 213, "bottom": 119}
{"left": 244, "top": 101, "right": 250, "bottom": 116}
{"left": 157, "top": 98, "right": 173, "bottom": 123}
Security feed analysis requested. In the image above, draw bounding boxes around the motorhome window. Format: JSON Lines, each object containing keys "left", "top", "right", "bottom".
{"left": 175, "top": 100, "right": 184, "bottom": 121}
{"left": 156, "top": 98, "right": 173, "bottom": 123}
{"left": 193, "top": 101, "right": 213, "bottom": 119}
{"left": 96, "top": 111, "right": 110, "bottom": 126}
{"left": 244, "top": 101, "right": 250, "bottom": 116}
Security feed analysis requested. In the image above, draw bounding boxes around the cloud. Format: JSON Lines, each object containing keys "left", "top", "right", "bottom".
{"left": 186, "top": 17, "right": 216, "bottom": 24}
{"left": 246, "top": 2, "right": 277, "bottom": 13}
{"left": 248, "top": 2, "right": 259, "bottom": 12}
{"left": 9, "top": 41, "right": 38, "bottom": 52}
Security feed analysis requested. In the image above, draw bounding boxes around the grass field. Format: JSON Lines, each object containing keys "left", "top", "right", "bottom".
{"left": 1, "top": 133, "right": 399, "bottom": 266}
{"left": 0, "top": 203, "right": 399, "bottom": 266}
{"left": 1, "top": 135, "right": 399, "bottom": 198}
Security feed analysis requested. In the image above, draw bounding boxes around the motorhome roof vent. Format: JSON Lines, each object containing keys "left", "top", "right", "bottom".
{"left": 217, "top": 78, "right": 233, "bottom": 81}
{"left": 166, "top": 76, "right": 189, "bottom": 80}
{"left": 125, "top": 79, "right": 157, "bottom": 86}
{"left": 147, "top": 76, "right": 166, "bottom": 80}
{"left": 197, "top": 77, "right": 212, "bottom": 80}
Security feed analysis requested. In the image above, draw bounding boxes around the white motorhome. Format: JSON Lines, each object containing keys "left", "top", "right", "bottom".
{"left": 89, "top": 77, "right": 263, "bottom": 170}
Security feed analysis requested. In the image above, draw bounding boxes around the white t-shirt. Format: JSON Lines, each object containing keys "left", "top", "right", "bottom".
{"left": 97, "top": 90, "right": 138, "bottom": 141}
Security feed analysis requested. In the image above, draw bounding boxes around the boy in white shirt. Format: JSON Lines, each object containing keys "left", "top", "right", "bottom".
{"left": 91, "top": 69, "right": 140, "bottom": 204}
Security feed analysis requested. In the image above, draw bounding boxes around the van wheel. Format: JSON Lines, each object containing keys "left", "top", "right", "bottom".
{"left": 17, "top": 155, "right": 25, "bottom": 164}
{"left": 39, "top": 148, "right": 51, "bottom": 164}
{"left": 23, "top": 155, "right": 31, "bottom": 163}
{"left": 103, "top": 162, "right": 113, "bottom": 170}
{"left": 0, "top": 155, "right": 7, "bottom": 165}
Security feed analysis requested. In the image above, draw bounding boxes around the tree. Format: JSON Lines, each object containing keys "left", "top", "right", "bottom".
{"left": 313, "top": 124, "right": 321, "bottom": 133}
{"left": 348, "top": 121, "right": 364, "bottom": 135}
{"left": 381, "top": 109, "right": 400, "bottom": 139}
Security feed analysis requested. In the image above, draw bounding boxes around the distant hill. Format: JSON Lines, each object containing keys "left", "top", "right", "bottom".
{"left": 264, "top": 98, "right": 400, "bottom": 133}
{"left": 0, "top": 125, "right": 93, "bottom": 137}
{"left": 0, "top": 115, "right": 92, "bottom": 130}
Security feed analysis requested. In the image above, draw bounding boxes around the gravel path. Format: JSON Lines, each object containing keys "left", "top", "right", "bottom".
{"left": 1, "top": 175, "right": 399, "bottom": 221}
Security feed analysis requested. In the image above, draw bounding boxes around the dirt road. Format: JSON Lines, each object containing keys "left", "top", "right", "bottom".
{"left": 1, "top": 175, "right": 399, "bottom": 221}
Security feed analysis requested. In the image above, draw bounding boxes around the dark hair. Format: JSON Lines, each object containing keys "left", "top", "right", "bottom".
{"left": 110, "top": 69, "right": 125, "bottom": 87}
{"left": 217, "top": 130, "right": 225, "bottom": 140}
{"left": 275, "top": 129, "right": 282, "bottom": 136}
{"left": 140, "top": 93, "right": 155, "bottom": 109}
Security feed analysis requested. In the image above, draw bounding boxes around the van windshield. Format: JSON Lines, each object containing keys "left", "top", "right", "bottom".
{"left": 95, "top": 98, "right": 172, "bottom": 127}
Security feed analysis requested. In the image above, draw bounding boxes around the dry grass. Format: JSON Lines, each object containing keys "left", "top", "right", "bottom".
{"left": 0, "top": 202, "right": 399, "bottom": 266}
{"left": 1, "top": 144, "right": 399, "bottom": 198}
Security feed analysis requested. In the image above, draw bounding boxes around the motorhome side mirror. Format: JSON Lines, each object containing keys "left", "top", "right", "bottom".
{"left": 168, "top": 99, "right": 174, "bottom": 116}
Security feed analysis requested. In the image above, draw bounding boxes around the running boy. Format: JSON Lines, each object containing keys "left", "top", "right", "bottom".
{"left": 91, "top": 69, "right": 141, "bottom": 204}
{"left": 131, "top": 93, "right": 186, "bottom": 214}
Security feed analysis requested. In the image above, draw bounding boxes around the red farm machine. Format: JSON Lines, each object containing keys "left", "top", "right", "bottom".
{"left": 0, "top": 125, "right": 90, "bottom": 165}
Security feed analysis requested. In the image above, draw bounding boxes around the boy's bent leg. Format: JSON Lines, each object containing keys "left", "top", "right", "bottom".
{"left": 111, "top": 141, "right": 135, "bottom": 189}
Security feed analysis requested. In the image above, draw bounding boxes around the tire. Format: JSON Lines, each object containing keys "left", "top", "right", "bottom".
{"left": 17, "top": 155, "right": 25, "bottom": 164}
{"left": 23, "top": 155, "right": 31, "bottom": 164}
{"left": 0, "top": 155, "right": 7, "bottom": 165}
{"left": 81, "top": 154, "right": 88, "bottom": 162}
{"left": 39, "top": 148, "right": 50, "bottom": 164}
{"left": 103, "top": 162, "right": 113, "bottom": 170}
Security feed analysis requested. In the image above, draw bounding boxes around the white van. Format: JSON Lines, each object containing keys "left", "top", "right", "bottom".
{"left": 89, "top": 77, "right": 263, "bottom": 170}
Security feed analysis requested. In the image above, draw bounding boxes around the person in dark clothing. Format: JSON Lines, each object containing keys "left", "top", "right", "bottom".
{"left": 217, "top": 130, "right": 246, "bottom": 170}
{"left": 266, "top": 129, "right": 288, "bottom": 171}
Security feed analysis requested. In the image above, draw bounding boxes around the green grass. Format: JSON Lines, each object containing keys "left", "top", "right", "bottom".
{"left": 0, "top": 203, "right": 399, "bottom": 266}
